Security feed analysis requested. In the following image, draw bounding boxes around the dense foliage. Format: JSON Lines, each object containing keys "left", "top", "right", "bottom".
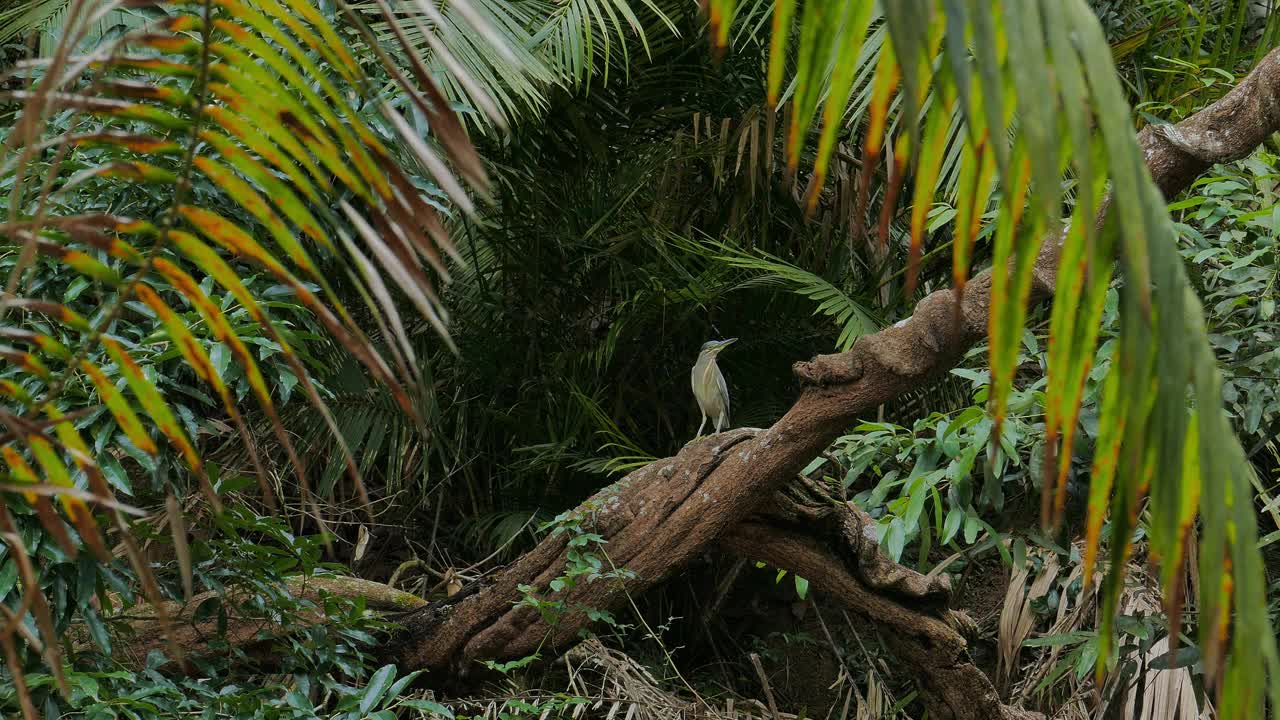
{"left": 0, "top": 0, "right": 1278, "bottom": 718}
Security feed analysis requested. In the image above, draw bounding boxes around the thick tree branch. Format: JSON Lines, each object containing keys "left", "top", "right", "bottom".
{"left": 720, "top": 472, "right": 1039, "bottom": 720}
{"left": 1140, "top": 48, "right": 1280, "bottom": 197}
{"left": 103, "top": 576, "right": 425, "bottom": 668}
{"left": 720, "top": 521, "right": 1027, "bottom": 720}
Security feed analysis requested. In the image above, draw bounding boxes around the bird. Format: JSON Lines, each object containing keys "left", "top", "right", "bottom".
{"left": 691, "top": 338, "right": 736, "bottom": 437}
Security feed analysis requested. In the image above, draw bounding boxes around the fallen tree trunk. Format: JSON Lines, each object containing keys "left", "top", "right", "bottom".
{"left": 117, "top": 48, "right": 1280, "bottom": 720}
{"left": 99, "top": 576, "right": 426, "bottom": 668}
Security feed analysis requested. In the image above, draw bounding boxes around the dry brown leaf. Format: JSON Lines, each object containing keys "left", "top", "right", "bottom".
{"left": 1124, "top": 635, "right": 1204, "bottom": 720}
{"left": 353, "top": 524, "right": 370, "bottom": 564}
{"left": 166, "top": 494, "right": 192, "bottom": 602}
{"left": 999, "top": 551, "right": 1061, "bottom": 687}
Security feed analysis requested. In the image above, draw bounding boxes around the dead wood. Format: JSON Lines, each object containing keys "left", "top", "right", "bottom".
{"left": 97, "top": 576, "right": 425, "bottom": 669}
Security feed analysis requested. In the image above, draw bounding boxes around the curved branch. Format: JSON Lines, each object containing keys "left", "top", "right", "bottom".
{"left": 1141, "top": 49, "right": 1280, "bottom": 196}
{"left": 721, "top": 476, "right": 1040, "bottom": 720}
{"left": 102, "top": 576, "right": 425, "bottom": 668}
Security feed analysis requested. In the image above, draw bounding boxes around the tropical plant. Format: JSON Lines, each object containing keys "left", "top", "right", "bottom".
{"left": 0, "top": 0, "right": 499, "bottom": 712}
{"left": 357, "top": 0, "right": 681, "bottom": 129}
{"left": 703, "top": 0, "right": 1278, "bottom": 712}
{"left": 251, "top": 0, "right": 1270, "bottom": 575}
{"left": 1, "top": 0, "right": 1278, "bottom": 719}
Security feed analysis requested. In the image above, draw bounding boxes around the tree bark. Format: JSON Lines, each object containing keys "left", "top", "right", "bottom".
{"left": 98, "top": 576, "right": 426, "bottom": 668}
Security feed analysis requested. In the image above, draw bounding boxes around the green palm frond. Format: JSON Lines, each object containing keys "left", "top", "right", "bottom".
{"left": 0, "top": 0, "right": 491, "bottom": 700}
{"left": 568, "top": 387, "right": 655, "bottom": 475}
{"left": 1100, "top": 0, "right": 1274, "bottom": 115}
{"left": 357, "top": 0, "right": 555, "bottom": 128}
{"left": 359, "top": 0, "right": 679, "bottom": 130}
{"left": 706, "top": 0, "right": 1279, "bottom": 710}
{"left": 532, "top": 0, "right": 679, "bottom": 86}
{"left": 0, "top": 0, "right": 71, "bottom": 50}
{"left": 688, "top": 3, "right": 1265, "bottom": 280}
{"left": 682, "top": 233, "right": 879, "bottom": 351}
{"left": 271, "top": 347, "right": 430, "bottom": 499}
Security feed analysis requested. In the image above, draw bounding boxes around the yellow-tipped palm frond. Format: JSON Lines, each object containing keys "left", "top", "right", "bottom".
{"left": 705, "top": 0, "right": 1279, "bottom": 712}
{"left": 0, "top": 0, "right": 494, "bottom": 700}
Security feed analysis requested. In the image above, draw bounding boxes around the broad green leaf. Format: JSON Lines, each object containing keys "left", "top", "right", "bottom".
{"left": 359, "top": 664, "right": 397, "bottom": 713}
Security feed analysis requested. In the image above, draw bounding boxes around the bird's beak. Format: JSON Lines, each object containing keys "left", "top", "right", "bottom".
{"left": 719, "top": 338, "right": 737, "bottom": 350}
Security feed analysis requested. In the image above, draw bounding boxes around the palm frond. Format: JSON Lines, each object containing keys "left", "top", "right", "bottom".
{"left": 359, "top": 0, "right": 680, "bottom": 130}
{"left": 568, "top": 386, "right": 656, "bottom": 476}
{"left": 680, "top": 233, "right": 880, "bottom": 351}
{"left": 705, "top": 0, "right": 1280, "bottom": 709}
{"left": 0, "top": 0, "right": 68, "bottom": 49}
{"left": 0, "top": 0, "right": 492, "bottom": 704}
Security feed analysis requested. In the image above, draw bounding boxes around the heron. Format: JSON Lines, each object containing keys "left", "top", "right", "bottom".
{"left": 691, "top": 338, "right": 736, "bottom": 437}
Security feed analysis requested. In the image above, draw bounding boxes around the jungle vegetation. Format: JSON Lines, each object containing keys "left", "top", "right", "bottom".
{"left": 1, "top": 0, "right": 1279, "bottom": 718}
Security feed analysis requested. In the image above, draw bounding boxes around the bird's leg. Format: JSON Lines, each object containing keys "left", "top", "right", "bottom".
{"left": 696, "top": 415, "right": 707, "bottom": 438}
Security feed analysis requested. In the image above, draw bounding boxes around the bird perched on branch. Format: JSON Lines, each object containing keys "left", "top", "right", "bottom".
{"left": 692, "top": 338, "right": 736, "bottom": 437}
